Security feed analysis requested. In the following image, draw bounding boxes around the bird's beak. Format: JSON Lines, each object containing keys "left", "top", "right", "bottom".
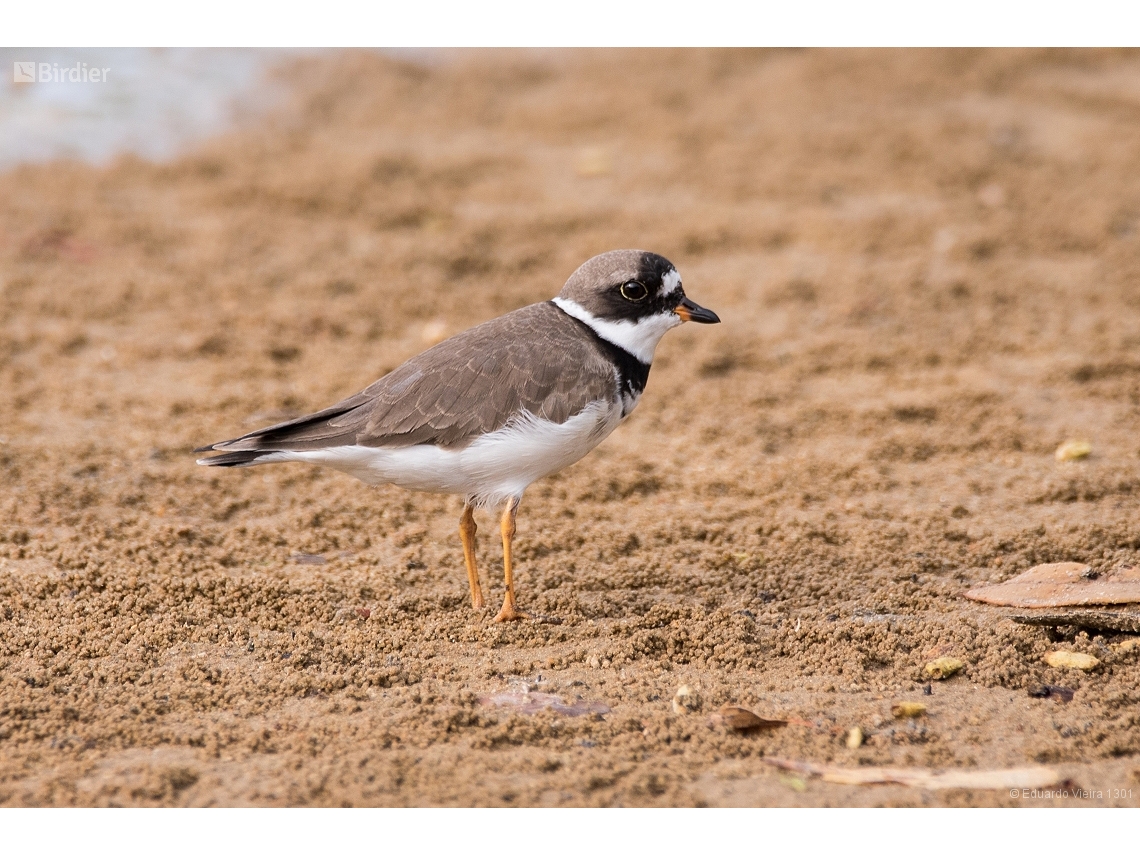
{"left": 674, "top": 296, "right": 720, "bottom": 324}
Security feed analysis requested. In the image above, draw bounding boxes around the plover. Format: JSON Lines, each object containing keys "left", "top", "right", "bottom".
{"left": 196, "top": 249, "right": 719, "bottom": 621}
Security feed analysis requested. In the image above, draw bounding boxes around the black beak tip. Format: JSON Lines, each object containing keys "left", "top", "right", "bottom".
{"left": 678, "top": 297, "right": 721, "bottom": 324}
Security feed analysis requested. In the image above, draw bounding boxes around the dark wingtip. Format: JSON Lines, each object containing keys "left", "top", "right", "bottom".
{"left": 195, "top": 450, "right": 269, "bottom": 468}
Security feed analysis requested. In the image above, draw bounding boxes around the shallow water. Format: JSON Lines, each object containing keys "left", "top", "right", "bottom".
{"left": 0, "top": 48, "right": 292, "bottom": 169}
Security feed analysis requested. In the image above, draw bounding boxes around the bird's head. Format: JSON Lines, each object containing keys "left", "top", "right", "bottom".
{"left": 553, "top": 249, "right": 719, "bottom": 364}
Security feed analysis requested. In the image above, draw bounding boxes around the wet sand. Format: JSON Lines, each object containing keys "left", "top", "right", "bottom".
{"left": 1, "top": 49, "right": 1139, "bottom": 806}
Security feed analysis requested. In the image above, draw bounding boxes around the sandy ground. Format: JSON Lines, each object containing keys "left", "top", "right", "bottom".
{"left": 2, "top": 49, "right": 1140, "bottom": 807}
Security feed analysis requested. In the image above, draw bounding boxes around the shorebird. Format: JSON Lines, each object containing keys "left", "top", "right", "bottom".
{"left": 197, "top": 249, "right": 720, "bottom": 621}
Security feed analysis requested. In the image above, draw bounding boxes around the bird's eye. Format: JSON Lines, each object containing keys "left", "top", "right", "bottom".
{"left": 620, "top": 281, "right": 649, "bottom": 302}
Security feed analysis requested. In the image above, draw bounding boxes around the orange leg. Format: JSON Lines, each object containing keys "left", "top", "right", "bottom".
{"left": 493, "top": 496, "right": 529, "bottom": 622}
{"left": 459, "top": 503, "right": 485, "bottom": 610}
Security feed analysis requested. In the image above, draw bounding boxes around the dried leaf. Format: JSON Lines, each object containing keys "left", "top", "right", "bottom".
{"left": 479, "top": 691, "right": 609, "bottom": 717}
{"left": 965, "top": 562, "right": 1140, "bottom": 608}
{"left": 891, "top": 701, "right": 927, "bottom": 718}
{"left": 764, "top": 757, "right": 1060, "bottom": 791}
{"left": 924, "top": 657, "right": 964, "bottom": 679}
{"left": 1028, "top": 685, "right": 1074, "bottom": 703}
{"left": 290, "top": 553, "right": 326, "bottom": 565}
{"left": 1055, "top": 439, "right": 1091, "bottom": 461}
{"left": 710, "top": 704, "right": 787, "bottom": 732}
{"left": 1044, "top": 650, "right": 1099, "bottom": 671}
{"left": 332, "top": 606, "right": 370, "bottom": 624}
{"left": 1011, "top": 611, "right": 1140, "bottom": 633}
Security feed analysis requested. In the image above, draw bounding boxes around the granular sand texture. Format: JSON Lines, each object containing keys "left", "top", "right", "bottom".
{"left": 2, "top": 49, "right": 1140, "bottom": 806}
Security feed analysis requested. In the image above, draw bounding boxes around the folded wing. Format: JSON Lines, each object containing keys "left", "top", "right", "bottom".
{"left": 196, "top": 303, "right": 617, "bottom": 464}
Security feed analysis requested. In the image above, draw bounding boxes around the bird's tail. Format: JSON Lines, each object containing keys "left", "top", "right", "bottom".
{"left": 194, "top": 395, "right": 370, "bottom": 469}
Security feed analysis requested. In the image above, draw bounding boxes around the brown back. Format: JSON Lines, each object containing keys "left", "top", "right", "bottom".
{"left": 211, "top": 302, "right": 623, "bottom": 452}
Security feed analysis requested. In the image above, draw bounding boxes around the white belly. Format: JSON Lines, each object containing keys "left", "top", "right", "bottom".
{"left": 267, "top": 400, "right": 624, "bottom": 507}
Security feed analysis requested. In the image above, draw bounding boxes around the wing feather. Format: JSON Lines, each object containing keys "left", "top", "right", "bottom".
{"left": 197, "top": 302, "right": 620, "bottom": 456}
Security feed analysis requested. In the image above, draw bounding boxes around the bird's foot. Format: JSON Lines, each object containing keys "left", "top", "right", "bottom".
{"left": 492, "top": 600, "right": 531, "bottom": 623}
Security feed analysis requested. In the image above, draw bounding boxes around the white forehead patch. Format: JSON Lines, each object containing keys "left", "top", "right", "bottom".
{"left": 660, "top": 268, "right": 682, "bottom": 297}
{"left": 553, "top": 297, "right": 681, "bottom": 364}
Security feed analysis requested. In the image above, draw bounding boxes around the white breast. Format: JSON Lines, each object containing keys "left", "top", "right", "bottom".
{"left": 263, "top": 399, "right": 625, "bottom": 508}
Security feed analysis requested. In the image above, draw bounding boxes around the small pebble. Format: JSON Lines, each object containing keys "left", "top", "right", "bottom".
{"left": 1044, "top": 650, "right": 1099, "bottom": 671}
{"left": 1054, "top": 440, "right": 1091, "bottom": 462}
{"left": 924, "top": 657, "right": 964, "bottom": 680}
{"left": 891, "top": 701, "right": 927, "bottom": 718}
{"left": 672, "top": 684, "right": 701, "bottom": 715}
{"left": 575, "top": 146, "right": 612, "bottom": 177}
{"left": 780, "top": 774, "right": 807, "bottom": 793}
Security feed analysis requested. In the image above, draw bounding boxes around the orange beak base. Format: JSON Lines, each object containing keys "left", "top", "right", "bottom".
{"left": 674, "top": 296, "right": 720, "bottom": 324}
